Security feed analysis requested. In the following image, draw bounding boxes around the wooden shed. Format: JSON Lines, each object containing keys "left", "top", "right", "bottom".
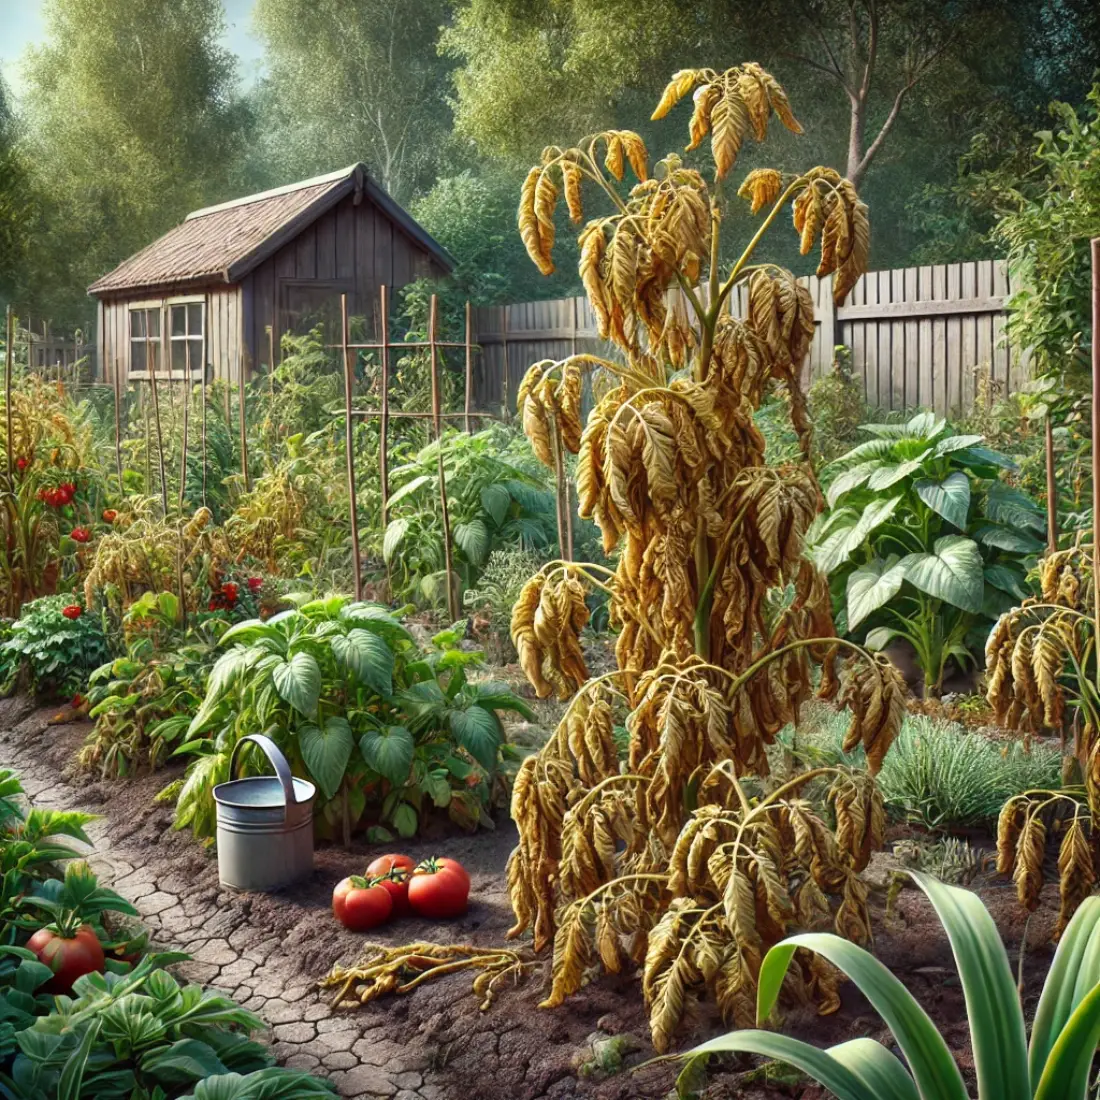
{"left": 88, "top": 163, "right": 452, "bottom": 385}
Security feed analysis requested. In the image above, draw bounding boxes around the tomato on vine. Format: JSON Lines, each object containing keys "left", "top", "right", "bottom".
{"left": 27, "top": 923, "right": 105, "bottom": 994}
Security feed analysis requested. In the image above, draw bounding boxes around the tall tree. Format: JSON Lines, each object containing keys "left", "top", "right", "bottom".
{"left": 19, "top": 0, "right": 255, "bottom": 326}
{"left": 253, "top": 0, "right": 454, "bottom": 201}
{"left": 443, "top": 0, "right": 1053, "bottom": 185}
{"left": 0, "top": 76, "right": 35, "bottom": 309}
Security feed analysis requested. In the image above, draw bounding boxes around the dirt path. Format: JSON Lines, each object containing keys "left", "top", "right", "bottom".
{"left": 0, "top": 697, "right": 1070, "bottom": 1100}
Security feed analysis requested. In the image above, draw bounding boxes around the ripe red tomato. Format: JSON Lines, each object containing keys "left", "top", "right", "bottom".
{"left": 27, "top": 924, "right": 105, "bottom": 993}
{"left": 371, "top": 871, "right": 411, "bottom": 916}
{"left": 332, "top": 876, "right": 393, "bottom": 931}
{"left": 408, "top": 858, "right": 470, "bottom": 919}
{"left": 366, "top": 853, "right": 415, "bottom": 878}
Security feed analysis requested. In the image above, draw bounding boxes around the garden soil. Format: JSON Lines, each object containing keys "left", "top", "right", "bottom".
{"left": 0, "top": 695, "right": 1064, "bottom": 1100}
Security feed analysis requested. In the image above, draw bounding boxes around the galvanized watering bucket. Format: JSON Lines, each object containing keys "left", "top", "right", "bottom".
{"left": 213, "top": 734, "right": 316, "bottom": 891}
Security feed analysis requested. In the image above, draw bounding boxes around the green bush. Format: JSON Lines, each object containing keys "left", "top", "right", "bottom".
{"left": 2, "top": 596, "right": 113, "bottom": 697}
{"left": 781, "top": 710, "right": 1062, "bottom": 830}
{"left": 166, "top": 595, "right": 534, "bottom": 841}
{"left": 807, "top": 411, "right": 1045, "bottom": 693}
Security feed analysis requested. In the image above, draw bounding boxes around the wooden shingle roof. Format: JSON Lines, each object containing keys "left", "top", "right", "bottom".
{"left": 88, "top": 164, "right": 452, "bottom": 296}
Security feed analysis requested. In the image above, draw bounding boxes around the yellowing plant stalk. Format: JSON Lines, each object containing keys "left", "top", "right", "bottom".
{"left": 505, "top": 65, "right": 904, "bottom": 1051}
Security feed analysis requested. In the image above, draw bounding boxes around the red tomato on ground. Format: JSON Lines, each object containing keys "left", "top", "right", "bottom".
{"left": 332, "top": 876, "right": 393, "bottom": 931}
{"left": 27, "top": 924, "right": 105, "bottom": 993}
{"left": 366, "top": 853, "right": 415, "bottom": 878}
{"left": 371, "top": 871, "right": 411, "bottom": 916}
{"left": 435, "top": 857, "right": 470, "bottom": 890}
{"left": 408, "top": 858, "right": 470, "bottom": 919}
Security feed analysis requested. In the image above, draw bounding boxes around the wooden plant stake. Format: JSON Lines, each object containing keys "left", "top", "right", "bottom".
{"left": 1045, "top": 411, "right": 1057, "bottom": 554}
{"left": 201, "top": 294, "right": 210, "bottom": 508}
{"left": 341, "top": 293, "right": 363, "bottom": 601}
{"left": 464, "top": 300, "right": 473, "bottom": 433}
{"left": 4, "top": 305, "right": 13, "bottom": 488}
{"left": 112, "top": 359, "right": 124, "bottom": 492}
{"left": 148, "top": 339, "right": 169, "bottom": 516}
{"left": 429, "top": 294, "right": 459, "bottom": 620}
{"left": 239, "top": 349, "right": 251, "bottom": 492}
{"left": 178, "top": 340, "right": 190, "bottom": 511}
{"left": 1092, "top": 237, "right": 1100, "bottom": 631}
{"left": 379, "top": 285, "right": 391, "bottom": 528}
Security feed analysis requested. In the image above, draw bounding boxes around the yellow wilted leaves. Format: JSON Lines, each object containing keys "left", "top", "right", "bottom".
{"left": 509, "top": 570, "right": 589, "bottom": 700}
{"left": 504, "top": 60, "right": 889, "bottom": 1053}
{"left": 792, "top": 168, "right": 870, "bottom": 304}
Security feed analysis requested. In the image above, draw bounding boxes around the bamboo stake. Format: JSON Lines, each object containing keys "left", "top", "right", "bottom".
{"left": 142, "top": 384, "right": 151, "bottom": 492}
{"left": 342, "top": 293, "right": 363, "bottom": 601}
{"left": 501, "top": 306, "right": 510, "bottom": 418}
{"left": 1092, "top": 238, "right": 1100, "bottom": 629}
{"left": 464, "top": 300, "right": 473, "bottom": 433}
{"left": 148, "top": 338, "right": 168, "bottom": 517}
{"left": 430, "top": 294, "right": 459, "bottom": 620}
{"left": 239, "top": 348, "right": 251, "bottom": 492}
{"left": 4, "top": 306, "right": 13, "bottom": 487}
{"left": 178, "top": 336, "right": 190, "bottom": 511}
{"left": 1045, "top": 411, "right": 1057, "bottom": 554}
{"left": 379, "top": 285, "right": 391, "bottom": 528}
{"left": 112, "top": 359, "right": 123, "bottom": 493}
{"left": 201, "top": 294, "right": 209, "bottom": 509}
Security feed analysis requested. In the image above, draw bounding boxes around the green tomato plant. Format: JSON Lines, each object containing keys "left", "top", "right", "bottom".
{"left": 807, "top": 411, "right": 1045, "bottom": 694}
{"left": 165, "top": 595, "right": 534, "bottom": 843}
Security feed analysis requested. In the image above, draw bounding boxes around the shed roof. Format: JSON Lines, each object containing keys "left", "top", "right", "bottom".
{"left": 88, "top": 164, "right": 452, "bottom": 296}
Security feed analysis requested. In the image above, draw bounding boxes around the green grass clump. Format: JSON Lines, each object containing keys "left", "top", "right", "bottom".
{"left": 779, "top": 709, "right": 1062, "bottom": 831}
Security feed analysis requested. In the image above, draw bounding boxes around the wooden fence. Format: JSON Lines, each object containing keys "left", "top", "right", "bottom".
{"left": 470, "top": 258, "right": 1022, "bottom": 416}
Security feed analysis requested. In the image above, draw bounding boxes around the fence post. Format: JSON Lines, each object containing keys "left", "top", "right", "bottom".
{"left": 341, "top": 293, "right": 363, "bottom": 601}
{"left": 501, "top": 306, "right": 510, "bottom": 419}
{"left": 429, "top": 294, "right": 459, "bottom": 621}
{"left": 148, "top": 341, "right": 168, "bottom": 516}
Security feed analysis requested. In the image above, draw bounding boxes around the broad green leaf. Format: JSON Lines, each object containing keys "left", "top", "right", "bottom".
{"left": 1028, "top": 897, "right": 1100, "bottom": 1090}
{"left": 909, "top": 873, "right": 1029, "bottom": 1100}
{"left": 340, "top": 603, "right": 414, "bottom": 643}
{"left": 449, "top": 705, "right": 502, "bottom": 772}
{"left": 188, "top": 648, "right": 251, "bottom": 734}
{"left": 681, "top": 1031, "right": 910, "bottom": 1100}
{"left": 899, "top": 536, "right": 984, "bottom": 614}
{"left": 58, "top": 1019, "right": 101, "bottom": 1100}
{"left": 811, "top": 496, "right": 903, "bottom": 574}
{"left": 915, "top": 471, "right": 971, "bottom": 529}
{"left": 985, "top": 563, "right": 1029, "bottom": 600}
{"left": 983, "top": 483, "right": 1046, "bottom": 534}
{"left": 933, "top": 433, "right": 985, "bottom": 457}
{"left": 454, "top": 519, "right": 491, "bottom": 565}
{"left": 385, "top": 474, "right": 433, "bottom": 508}
{"left": 906, "top": 411, "right": 946, "bottom": 438}
{"left": 391, "top": 802, "right": 418, "bottom": 838}
{"left": 956, "top": 445, "right": 1017, "bottom": 471}
{"left": 271, "top": 652, "right": 321, "bottom": 717}
{"left": 218, "top": 618, "right": 284, "bottom": 647}
{"left": 360, "top": 726, "right": 415, "bottom": 786}
{"left": 382, "top": 518, "right": 410, "bottom": 564}
{"left": 864, "top": 626, "right": 901, "bottom": 650}
{"left": 1034, "top": 984, "right": 1100, "bottom": 1100}
{"left": 826, "top": 461, "right": 883, "bottom": 507}
{"left": 332, "top": 629, "right": 394, "bottom": 696}
{"left": 757, "top": 934, "right": 969, "bottom": 1100}
{"left": 298, "top": 717, "right": 353, "bottom": 800}
{"left": 847, "top": 556, "right": 906, "bottom": 629}
{"left": 972, "top": 522, "right": 1045, "bottom": 555}
{"left": 139, "top": 1039, "right": 229, "bottom": 1087}
{"left": 480, "top": 483, "right": 512, "bottom": 527}
{"left": 866, "top": 452, "right": 931, "bottom": 492}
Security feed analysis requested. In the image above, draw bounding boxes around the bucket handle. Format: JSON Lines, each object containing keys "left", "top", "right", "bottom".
{"left": 228, "top": 734, "right": 300, "bottom": 812}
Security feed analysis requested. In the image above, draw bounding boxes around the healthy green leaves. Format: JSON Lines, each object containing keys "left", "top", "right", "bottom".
{"left": 898, "top": 536, "right": 985, "bottom": 614}
{"left": 915, "top": 471, "right": 970, "bottom": 529}
{"left": 847, "top": 556, "right": 906, "bottom": 629}
{"left": 272, "top": 652, "right": 322, "bottom": 717}
{"left": 299, "top": 717, "right": 354, "bottom": 800}
{"left": 681, "top": 873, "right": 1100, "bottom": 1100}
{"left": 359, "top": 726, "right": 415, "bottom": 786}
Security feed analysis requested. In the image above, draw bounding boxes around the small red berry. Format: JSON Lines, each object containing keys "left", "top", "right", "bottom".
{"left": 221, "top": 582, "right": 239, "bottom": 603}
{"left": 102, "top": 509, "right": 118, "bottom": 523}
{"left": 16, "top": 457, "right": 29, "bottom": 472}
{"left": 61, "top": 605, "right": 82, "bottom": 620}
{"left": 70, "top": 527, "right": 90, "bottom": 544}
{"left": 247, "top": 577, "right": 263, "bottom": 593}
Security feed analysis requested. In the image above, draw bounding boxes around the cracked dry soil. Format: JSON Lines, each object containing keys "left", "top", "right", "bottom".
{"left": 0, "top": 696, "right": 1069, "bottom": 1100}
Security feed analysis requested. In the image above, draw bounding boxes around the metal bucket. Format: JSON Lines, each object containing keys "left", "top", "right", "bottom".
{"left": 213, "top": 734, "right": 316, "bottom": 891}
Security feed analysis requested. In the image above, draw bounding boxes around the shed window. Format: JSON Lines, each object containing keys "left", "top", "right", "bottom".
{"left": 169, "top": 302, "right": 204, "bottom": 375}
{"left": 129, "top": 308, "right": 161, "bottom": 374}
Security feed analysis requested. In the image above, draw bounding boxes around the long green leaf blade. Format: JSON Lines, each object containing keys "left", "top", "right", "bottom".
{"left": 682, "top": 1030, "right": 895, "bottom": 1100}
{"left": 1029, "top": 897, "right": 1100, "bottom": 1089}
{"left": 1033, "top": 983, "right": 1100, "bottom": 1100}
{"left": 757, "top": 934, "right": 968, "bottom": 1100}
{"left": 828, "top": 1038, "right": 921, "bottom": 1100}
{"left": 909, "top": 872, "right": 1029, "bottom": 1100}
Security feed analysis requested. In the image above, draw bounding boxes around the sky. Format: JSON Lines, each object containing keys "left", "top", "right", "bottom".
{"left": 0, "top": 0, "right": 266, "bottom": 94}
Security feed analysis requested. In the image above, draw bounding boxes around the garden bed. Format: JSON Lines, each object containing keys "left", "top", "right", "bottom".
{"left": 0, "top": 695, "right": 1066, "bottom": 1100}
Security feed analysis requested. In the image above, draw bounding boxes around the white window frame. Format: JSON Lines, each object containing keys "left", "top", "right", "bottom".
{"left": 127, "top": 295, "right": 206, "bottom": 381}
